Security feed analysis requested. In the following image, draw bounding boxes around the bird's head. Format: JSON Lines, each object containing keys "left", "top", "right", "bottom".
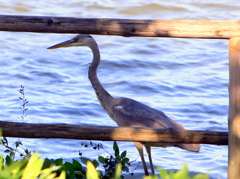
{"left": 48, "top": 34, "right": 94, "bottom": 49}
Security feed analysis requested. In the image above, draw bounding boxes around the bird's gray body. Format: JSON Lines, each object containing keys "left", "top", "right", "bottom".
{"left": 113, "top": 97, "right": 179, "bottom": 128}
{"left": 110, "top": 97, "right": 199, "bottom": 151}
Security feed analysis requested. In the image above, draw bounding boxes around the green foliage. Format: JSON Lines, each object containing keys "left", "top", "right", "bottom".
{"left": 0, "top": 86, "right": 32, "bottom": 162}
{"left": 8, "top": 141, "right": 128, "bottom": 179}
{"left": 0, "top": 152, "right": 65, "bottom": 179}
{"left": 85, "top": 161, "right": 209, "bottom": 179}
{"left": 142, "top": 164, "right": 209, "bottom": 179}
{"left": 86, "top": 161, "right": 122, "bottom": 179}
{"left": 86, "top": 161, "right": 99, "bottom": 179}
{"left": 0, "top": 152, "right": 210, "bottom": 179}
{"left": 0, "top": 133, "right": 209, "bottom": 179}
{"left": 54, "top": 141, "right": 130, "bottom": 179}
{"left": 113, "top": 163, "right": 122, "bottom": 179}
{"left": 61, "top": 159, "right": 86, "bottom": 178}
{"left": 0, "top": 137, "right": 32, "bottom": 163}
{"left": 97, "top": 141, "right": 130, "bottom": 179}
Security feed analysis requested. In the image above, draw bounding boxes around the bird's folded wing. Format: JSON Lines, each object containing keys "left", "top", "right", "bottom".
{"left": 112, "top": 99, "right": 181, "bottom": 129}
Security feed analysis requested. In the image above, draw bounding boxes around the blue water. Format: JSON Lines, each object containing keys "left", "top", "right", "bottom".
{"left": 0, "top": 1, "right": 236, "bottom": 178}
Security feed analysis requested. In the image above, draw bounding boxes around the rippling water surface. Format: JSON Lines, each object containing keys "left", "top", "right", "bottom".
{"left": 1, "top": 1, "right": 238, "bottom": 178}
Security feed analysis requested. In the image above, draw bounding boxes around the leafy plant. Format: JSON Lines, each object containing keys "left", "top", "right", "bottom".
{"left": 143, "top": 164, "right": 209, "bottom": 179}
{"left": 86, "top": 162, "right": 209, "bottom": 179}
{"left": 36, "top": 141, "right": 131, "bottom": 179}
{"left": 97, "top": 141, "right": 130, "bottom": 179}
{"left": 0, "top": 152, "right": 65, "bottom": 179}
{"left": 19, "top": 85, "right": 29, "bottom": 122}
{"left": 0, "top": 85, "right": 31, "bottom": 166}
{"left": 86, "top": 161, "right": 122, "bottom": 179}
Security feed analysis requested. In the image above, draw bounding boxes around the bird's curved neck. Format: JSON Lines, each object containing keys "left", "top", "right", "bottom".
{"left": 87, "top": 40, "right": 114, "bottom": 116}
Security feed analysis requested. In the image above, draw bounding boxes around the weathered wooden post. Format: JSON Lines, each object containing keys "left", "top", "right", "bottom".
{"left": 228, "top": 37, "right": 240, "bottom": 179}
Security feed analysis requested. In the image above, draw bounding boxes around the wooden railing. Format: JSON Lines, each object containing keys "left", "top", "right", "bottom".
{"left": 0, "top": 15, "right": 240, "bottom": 38}
{"left": 0, "top": 121, "right": 228, "bottom": 145}
{"left": 0, "top": 15, "right": 239, "bottom": 179}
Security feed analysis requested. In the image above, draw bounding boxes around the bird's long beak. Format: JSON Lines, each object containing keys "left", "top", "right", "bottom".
{"left": 47, "top": 40, "right": 72, "bottom": 49}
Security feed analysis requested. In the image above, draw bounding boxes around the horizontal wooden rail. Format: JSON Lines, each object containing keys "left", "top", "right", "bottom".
{"left": 0, "top": 121, "right": 227, "bottom": 145}
{"left": 0, "top": 15, "right": 240, "bottom": 39}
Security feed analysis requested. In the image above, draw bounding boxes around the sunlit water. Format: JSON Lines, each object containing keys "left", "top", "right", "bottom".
{"left": 0, "top": 1, "right": 238, "bottom": 178}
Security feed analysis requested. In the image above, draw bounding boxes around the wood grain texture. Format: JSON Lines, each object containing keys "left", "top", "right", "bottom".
{"left": 228, "top": 37, "right": 240, "bottom": 179}
{"left": 0, "top": 121, "right": 227, "bottom": 145}
{"left": 0, "top": 15, "right": 240, "bottom": 38}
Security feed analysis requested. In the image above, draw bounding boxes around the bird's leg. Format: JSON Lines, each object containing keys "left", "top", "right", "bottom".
{"left": 145, "top": 145, "right": 155, "bottom": 175}
{"left": 134, "top": 142, "right": 149, "bottom": 176}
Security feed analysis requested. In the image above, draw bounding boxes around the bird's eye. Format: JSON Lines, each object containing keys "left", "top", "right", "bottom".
{"left": 71, "top": 38, "right": 79, "bottom": 42}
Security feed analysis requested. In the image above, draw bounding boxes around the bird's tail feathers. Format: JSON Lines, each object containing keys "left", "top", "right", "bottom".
{"left": 176, "top": 143, "right": 201, "bottom": 152}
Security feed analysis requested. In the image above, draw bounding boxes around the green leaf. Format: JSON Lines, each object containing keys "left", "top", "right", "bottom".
{"left": 39, "top": 167, "right": 58, "bottom": 179}
{"left": 72, "top": 159, "right": 83, "bottom": 170}
{"left": 4, "top": 149, "right": 11, "bottom": 153}
{"left": 58, "top": 170, "right": 66, "bottom": 179}
{"left": 192, "top": 173, "right": 209, "bottom": 179}
{"left": 92, "top": 159, "right": 99, "bottom": 168}
{"left": 86, "top": 161, "right": 99, "bottom": 179}
{"left": 113, "top": 141, "right": 119, "bottom": 153}
{"left": 54, "top": 158, "right": 63, "bottom": 166}
{"left": 122, "top": 158, "right": 129, "bottom": 164}
{"left": 98, "top": 156, "right": 105, "bottom": 163}
{"left": 80, "top": 157, "right": 92, "bottom": 165}
{"left": 6, "top": 155, "right": 13, "bottom": 165}
{"left": 3, "top": 137, "right": 8, "bottom": 144}
{"left": 15, "top": 141, "right": 22, "bottom": 148}
{"left": 121, "top": 165, "right": 129, "bottom": 172}
{"left": 62, "top": 162, "right": 73, "bottom": 171}
{"left": 42, "top": 158, "right": 54, "bottom": 169}
{"left": 174, "top": 164, "right": 190, "bottom": 179}
{"left": 113, "top": 142, "right": 120, "bottom": 157}
{"left": 10, "top": 152, "right": 15, "bottom": 157}
{"left": 114, "top": 163, "right": 122, "bottom": 179}
{"left": 157, "top": 166, "right": 168, "bottom": 179}
{"left": 2, "top": 158, "right": 28, "bottom": 179}
{"left": 120, "top": 151, "right": 127, "bottom": 158}
{"left": 143, "top": 175, "right": 158, "bottom": 179}
{"left": 0, "top": 156, "right": 3, "bottom": 172}
{"left": 22, "top": 152, "right": 44, "bottom": 179}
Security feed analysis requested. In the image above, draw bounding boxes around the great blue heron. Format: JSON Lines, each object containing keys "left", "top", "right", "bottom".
{"left": 48, "top": 34, "right": 201, "bottom": 176}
